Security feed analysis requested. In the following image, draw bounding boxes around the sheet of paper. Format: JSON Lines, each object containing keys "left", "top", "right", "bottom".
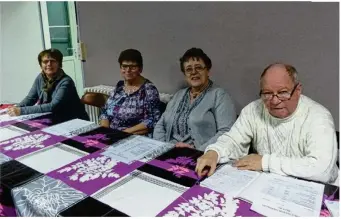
{"left": 201, "top": 164, "right": 261, "bottom": 198}
{"left": 42, "top": 119, "right": 94, "bottom": 137}
{"left": 247, "top": 173, "right": 324, "bottom": 217}
{"left": 325, "top": 200, "right": 339, "bottom": 217}
{"left": 0, "top": 108, "right": 8, "bottom": 114}
{"left": 0, "top": 112, "right": 50, "bottom": 123}
{"left": 103, "top": 136, "right": 173, "bottom": 164}
{"left": 0, "top": 114, "right": 15, "bottom": 122}
{"left": 0, "top": 127, "right": 27, "bottom": 142}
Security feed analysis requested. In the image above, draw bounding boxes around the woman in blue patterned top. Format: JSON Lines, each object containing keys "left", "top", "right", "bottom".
{"left": 153, "top": 48, "right": 237, "bottom": 151}
{"left": 99, "top": 49, "right": 161, "bottom": 135}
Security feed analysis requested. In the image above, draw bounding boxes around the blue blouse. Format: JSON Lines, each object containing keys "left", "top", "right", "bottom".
{"left": 99, "top": 80, "right": 161, "bottom": 133}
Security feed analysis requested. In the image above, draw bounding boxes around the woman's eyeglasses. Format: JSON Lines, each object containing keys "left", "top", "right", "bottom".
{"left": 184, "top": 66, "right": 206, "bottom": 76}
{"left": 121, "top": 64, "right": 139, "bottom": 71}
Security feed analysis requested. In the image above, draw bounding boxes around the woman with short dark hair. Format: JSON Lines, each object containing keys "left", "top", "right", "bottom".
{"left": 7, "top": 48, "right": 89, "bottom": 122}
{"left": 99, "top": 49, "right": 161, "bottom": 135}
{"left": 153, "top": 48, "right": 236, "bottom": 151}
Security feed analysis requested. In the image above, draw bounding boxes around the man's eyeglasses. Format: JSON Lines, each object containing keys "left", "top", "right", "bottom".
{"left": 184, "top": 66, "right": 206, "bottom": 75}
{"left": 121, "top": 64, "right": 139, "bottom": 71}
{"left": 260, "top": 84, "right": 299, "bottom": 101}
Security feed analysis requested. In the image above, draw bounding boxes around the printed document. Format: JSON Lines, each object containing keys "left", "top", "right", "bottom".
{"left": 201, "top": 164, "right": 261, "bottom": 198}
{"left": 103, "top": 136, "right": 173, "bottom": 164}
{"left": 248, "top": 173, "right": 324, "bottom": 217}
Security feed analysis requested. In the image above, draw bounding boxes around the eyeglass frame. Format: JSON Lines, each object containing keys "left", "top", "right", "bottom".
{"left": 41, "top": 59, "right": 58, "bottom": 65}
{"left": 184, "top": 65, "right": 207, "bottom": 75}
{"left": 259, "top": 83, "right": 299, "bottom": 101}
{"left": 120, "top": 64, "right": 140, "bottom": 71}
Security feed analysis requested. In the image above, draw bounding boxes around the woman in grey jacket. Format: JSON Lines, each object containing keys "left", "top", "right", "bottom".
{"left": 153, "top": 48, "right": 236, "bottom": 151}
{"left": 6, "top": 49, "right": 89, "bottom": 122}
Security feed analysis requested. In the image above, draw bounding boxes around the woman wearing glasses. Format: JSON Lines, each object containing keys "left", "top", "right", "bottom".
{"left": 6, "top": 48, "right": 89, "bottom": 122}
{"left": 153, "top": 48, "right": 236, "bottom": 151}
{"left": 99, "top": 49, "right": 161, "bottom": 135}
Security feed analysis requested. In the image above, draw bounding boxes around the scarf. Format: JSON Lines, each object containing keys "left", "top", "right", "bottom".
{"left": 38, "top": 69, "right": 65, "bottom": 104}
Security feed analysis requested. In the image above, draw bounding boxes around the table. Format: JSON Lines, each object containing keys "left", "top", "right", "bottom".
{"left": 0, "top": 112, "right": 339, "bottom": 217}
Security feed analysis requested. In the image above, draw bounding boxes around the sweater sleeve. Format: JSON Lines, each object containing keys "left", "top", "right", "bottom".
{"left": 205, "top": 103, "right": 254, "bottom": 163}
{"left": 17, "top": 75, "right": 40, "bottom": 107}
{"left": 200, "top": 89, "right": 237, "bottom": 149}
{"left": 153, "top": 114, "right": 167, "bottom": 141}
{"left": 20, "top": 78, "right": 74, "bottom": 115}
{"left": 262, "top": 113, "right": 338, "bottom": 183}
{"left": 153, "top": 90, "right": 181, "bottom": 141}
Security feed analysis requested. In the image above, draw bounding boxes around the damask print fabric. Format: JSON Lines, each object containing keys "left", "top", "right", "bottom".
{"left": 47, "top": 151, "right": 144, "bottom": 195}
{"left": 12, "top": 176, "right": 86, "bottom": 217}
{"left": 0, "top": 130, "right": 66, "bottom": 159}
{"left": 157, "top": 185, "right": 240, "bottom": 217}
{"left": 0, "top": 111, "right": 337, "bottom": 217}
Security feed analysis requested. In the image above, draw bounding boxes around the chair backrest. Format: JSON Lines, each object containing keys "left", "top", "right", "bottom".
{"left": 336, "top": 131, "right": 339, "bottom": 167}
{"left": 81, "top": 92, "right": 109, "bottom": 108}
{"left": 159, "top": 101, "right": 167, "bottom": 115}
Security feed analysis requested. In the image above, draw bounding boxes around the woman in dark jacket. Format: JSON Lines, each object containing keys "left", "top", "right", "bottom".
{"left": 6, "top": 48, "right": 89, "bottom": 122}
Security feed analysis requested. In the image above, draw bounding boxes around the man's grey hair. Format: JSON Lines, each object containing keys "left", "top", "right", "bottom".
{"left": 260, "top": 63, "right": 299, "bottom": 85}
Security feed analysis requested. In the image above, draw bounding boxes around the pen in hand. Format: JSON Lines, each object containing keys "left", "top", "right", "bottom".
{"left": 195, "top": 166, "right": 211, "bottom": 185}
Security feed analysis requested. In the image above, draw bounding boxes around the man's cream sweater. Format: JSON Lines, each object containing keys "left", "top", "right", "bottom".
{"left": 206, "top": 95, "right": 339, "bottom": 183}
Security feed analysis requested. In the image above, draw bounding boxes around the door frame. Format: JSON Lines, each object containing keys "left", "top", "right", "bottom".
{"left": 39, "top": 1, "right": 85, "bottom": 95}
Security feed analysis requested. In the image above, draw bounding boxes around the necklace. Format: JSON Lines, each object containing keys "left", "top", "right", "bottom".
{"left": 124, "top": 83, "right": 138, "bottom": 94}
{"left": 124, "top": 78, "right": 145, "bottom": 94}
{"left": 190, "top": 82, "right": 210, "bottom": 99}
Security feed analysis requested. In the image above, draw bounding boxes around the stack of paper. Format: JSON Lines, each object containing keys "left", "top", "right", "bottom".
{"left": 42, "top": 119, "right": 95, "bottom": 137}
{"left": 241, "top": 173, "right": 325, "bottom": 217}
{"left": 103, "top": 136, "right": 173, "bottom": 164}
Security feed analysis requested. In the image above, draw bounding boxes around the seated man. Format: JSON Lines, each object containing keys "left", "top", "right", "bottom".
{"left": 196, "top": 63, "right": 339, "bottom": 184}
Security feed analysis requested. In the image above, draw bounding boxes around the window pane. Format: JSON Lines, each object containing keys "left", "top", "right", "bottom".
{"left": 49, "top": 27, "right": 72, "bottom": 56}
{"left": 47, "top": 2, "right": 72, "bottom": 56}
{"left": 46, "top": 2, "right": 69, "bottom": 26}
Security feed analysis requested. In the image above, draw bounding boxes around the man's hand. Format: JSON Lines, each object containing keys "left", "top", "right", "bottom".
{"left": 234, "top": 154, "right": 263, "bottom": 171}
{"left": 195, "top": 150, "right": 219, "bottom": 177}
{"left": 7, "top": 106, "right": 21, "bottom": 117}
{"left": 175, "top": 142, "right": 193, "bottom": 148}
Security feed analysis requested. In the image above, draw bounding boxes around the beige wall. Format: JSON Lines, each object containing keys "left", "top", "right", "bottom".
{"left": 77, "top": 2, "right": 339, "bottom": 128}
{"left": 0, "top": 2, "right": 44, "bottom": 103}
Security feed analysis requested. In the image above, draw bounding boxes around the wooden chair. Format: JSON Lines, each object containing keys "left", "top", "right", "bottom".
{"left": 81, "top": 92, "right": 109, "bottom": 108}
